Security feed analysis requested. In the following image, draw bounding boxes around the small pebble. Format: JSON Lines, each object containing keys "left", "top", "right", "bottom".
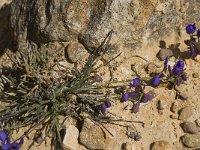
{"left": 195, "top": 118, "right": 200, "bottom": 127}
{"left": 170, "top": 114, "right": 178, "bottom": 119}
{"left": 180, "top": 122, "right": 199, "bottom": 134}
{"left": 178, "top": 106, "right": 193, "bottom": 121}
{"left": 192, "top": 72, "right": 199, "bottom": 78}
{"left": 170, "top": 102, "right": 179, "bottom": 113}
{"left": 157, "top": 100, "right": 164, "bottom": 110}
{"left": 121, "top": 142, "right": 132, "bottom": 150}
{"left": 178, "top": 93, "right": 188, "bottom": 100}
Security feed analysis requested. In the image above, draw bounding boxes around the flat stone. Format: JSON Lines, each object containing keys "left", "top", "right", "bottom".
{"left": 178, "top": 106, "right": 193, "bottom": 121}
{"left": 157, "top": 48, "right": 173, "bottom": 60}
{"left": 63, "top": 125, "right": 79, "bottom": 150}
{"left": 180, "top": 122, "right": 199, "bottom": 134}
{"left": 79, "top": 118, "right": 117, "bottom": 150}
{"left": 181, "top": 133, "right": 200, "bottom": 148}
{"left": 151, "top": 141, "right": 173, "bottom": 150}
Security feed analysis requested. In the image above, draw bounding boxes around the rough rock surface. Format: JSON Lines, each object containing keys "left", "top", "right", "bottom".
{"left": 178, "top": 106, "right": 193, "bottom": 121}
{"left": 79, "top": 118, "right": 117, "bottom": 150}
{"left": 0, "top": 0, "right": 198, "bottom": 57}
{"left": 180, "top": 121, "right": 199, "bottom": 134}
{"left": 1, "top": 1, "right": 200, "bottom": 150}
{"left": 181, "top": 133, "right": 200, "bottom": 148}
{"left": 63, "top": 125, "right": 79, "bottom": 150}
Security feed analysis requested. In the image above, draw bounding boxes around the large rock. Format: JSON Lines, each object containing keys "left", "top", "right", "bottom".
{"left": 79, "top": 118, "right": 117, "bottom": 150}
{"left": 0, "top": 0, "right": 197, "bottom": 56}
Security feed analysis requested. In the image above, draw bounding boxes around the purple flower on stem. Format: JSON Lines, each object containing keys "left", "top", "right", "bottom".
{"left": 130, "top": 77, "right": 140, "bottom": 88}
{"left": 197, "top": 29, "right": 200, "bottom": 37}
{"left": 0, "top": 130, "right": 23, "bottom": 150}
{"left": 186, "top": 23, "right": 196, "bottom": 34}
{"left": 104, "top": 101, "right": 111, "bottom": 108}
{"left": 141, "top": 91, "right": 154, "bottom": 103}
{"left": 152, "top": 75, "right": 161, "bottom": 87}
{"left": 175, "top": 76, "right": 183, "bottom": 86}
{"left": 176, "top": 60, "right": 184, "bottom": 70}
{"left": 172, "top": 66, "right": 182, "bottom": 76}
{"left": 132, "top": 101, "right": 140, "bottom": 113}
{"left": 121, "top": 92, "right": 129, "bottom": 102}
{"left": 181, "top": 72, "right": 187, "bottom": 81}
{"left": 11, "top": 142, "right": 20, "bottom": 150}
{"left": 164, "top": 56, "right": 169, "bottom": 66}
{"left": 129, "top": 92, "right": 139, "bottom": 100}
{"left": 0, "top": 130, "right": 9, "bottom": 144}
{"left": 190, "top": 46, "right": 195, "bottom": 58}
{"left": 2, "top": 142, "right": 11, "bottom": 150}
{"left": 100, "top": 105, "right": 106, "bottom": 114}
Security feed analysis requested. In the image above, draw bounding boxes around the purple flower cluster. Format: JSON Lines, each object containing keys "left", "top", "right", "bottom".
{"left": 164, "top": 58, "right": 187, "bottom": 86}
{"left": 186, "top": 23, "right": 200, "bottom": 58}
{"left": 0, "top": 130, "right": 23, "bottom": 150}
{"left": 120, "top": 77, "right": 155, "bottom": 113}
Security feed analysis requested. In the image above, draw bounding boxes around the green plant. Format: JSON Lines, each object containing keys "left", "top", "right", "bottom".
{"left": 0, "top": 31, "right": 119, "bottom": 149}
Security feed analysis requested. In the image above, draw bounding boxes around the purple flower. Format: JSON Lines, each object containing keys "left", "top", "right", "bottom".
{"left": 141, "top": 91, "right": 154, "bottom": 103}
{"left": 172, "top": 66, "right": 182, "bottom": 76}
{"left": 186, "top": 23, "right": 196, "bottom": 34}
{"left": 121, "top": 92, "right": 129, "bottom": 102}
{"left": 132, "top": 101, "right": 140, "bottom": 113}
{"left": 130, "top": 77, "right": 140, "bottom": 88}
{"left": 181, "top": 72, "right": 187, "bottom": 81}
{"left": 2, "top": 142, "right": 11, "bottom": 150}
{"left": 152, "top": 75, "right": 161, "bottom": 87}
{"left": 197, "top": 29, "right": 200, "bottom": 37}
{"left": 0, "top": 130, "right": 9, "bottom": 144}
{"left": 175, "top": 77, "right": 183, "bottom": 86}
{"left": 100, "top": 105, "right": 106, "bottom": 114}
{"left": 0, "top": 130, "right": 23, "bottom": 150}
{"left": 104, "top": 101, "right": 111, "bottom": 108}
{"left": 129, "top": 92, "right": 139, "bottom": 100}
{"left": 11, "top": 142, "right": 20, "bottom": 150}
{"left": 164, "top": 56, "right": 169, "bottom": 66}
{"left": 190, "top": 46, "right": 195, "bottom": 58}
{"left": 176, "top": 60, "right": 184, "bottom": 70}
